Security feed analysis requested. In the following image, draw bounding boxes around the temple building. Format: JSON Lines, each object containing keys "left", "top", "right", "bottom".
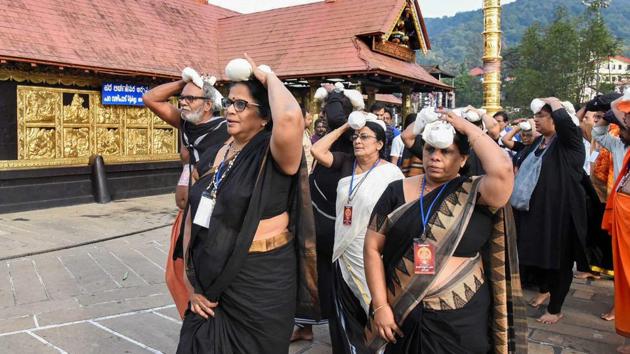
{"left": 0, "top": 0, "right": 452, "bottom": 212}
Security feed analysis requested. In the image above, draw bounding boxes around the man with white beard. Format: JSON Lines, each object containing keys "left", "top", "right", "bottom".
{"left": 144, "top": 67, "right": 229, "bottom": 165}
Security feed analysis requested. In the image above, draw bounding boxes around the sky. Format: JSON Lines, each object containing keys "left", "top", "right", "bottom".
{"left": 207, "top": 0, "right": 517, "bottom": 18}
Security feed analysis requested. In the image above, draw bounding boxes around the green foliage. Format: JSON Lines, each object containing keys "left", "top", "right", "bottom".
{"left": 503, "top": 5, "right": 620, "bottom": 109}
{"left": 422, "top": 0, "right": 629, "bottom": 72}
{"left": 453, "top": 65, "right": 483, "bottom": 107}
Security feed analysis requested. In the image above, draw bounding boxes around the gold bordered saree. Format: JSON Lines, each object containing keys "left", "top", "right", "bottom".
{"left": 365, "top": 176, "right": 528, "bottom": 354}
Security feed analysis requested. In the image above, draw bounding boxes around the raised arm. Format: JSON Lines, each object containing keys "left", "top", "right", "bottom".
{"left": 310, "top": 123, "right": 350, "bottom": 168}
{"left": 245, "top": 55, "right": 304, "bottom": 175}
{"left": 443, "top": 111, "right": 514, "bottom": 208}
{"left": 501, "top": 124, "right": 520, "bottom": 149}
{"left": 143, "top": 80, "right": 185, "bottom": 128}
{"left": 401, "top": 120, "right": 416, "bottom": 149}
{"left": 542, "top": 97, "right": 584, "bottom": 153}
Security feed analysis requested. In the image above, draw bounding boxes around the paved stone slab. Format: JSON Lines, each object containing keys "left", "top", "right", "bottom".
{"left": 98, "top": 312, "right": 179, "bottom": 353}
{"left": 0, "top": 262, "right": 15, "bottom": 308}
{"left": 0, "top": 332, "right": 59, "bottom": 354}
{"left": 7, "top": 258, "right": 48, "bottom": 305}
{"left": 31, "top": 253, "right": 83, "bottom": 300}
{"left": 105, "top": 242, "right": 165, "bottom": 285}
{"left": 35, "top": 322, "right": 152, "bottom": 354}
{"left": 85, "top": 245, "right": 148, "bottom": 289}
{"left": 58, "top": 252, "right": 119, "bottom": 294}
{"left": 154, "top": 306, "right": 182, "bottom": 322}
{"left": 0, "top": 314, "right": 34, "bottom": 333}
{"left": 75, "top": 283, "right": 167, "bottom": 307}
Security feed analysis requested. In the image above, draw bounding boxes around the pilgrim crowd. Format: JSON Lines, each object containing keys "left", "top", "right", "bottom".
{"left": 142, "top": 57, "right": 630, "bottom": 354}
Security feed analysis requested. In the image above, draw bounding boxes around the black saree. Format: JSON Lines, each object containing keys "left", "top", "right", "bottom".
{"left": 178, "top": 131, "right": 319, "bottom": 354}
{"left": 365, "top": 176, "right": 527, "bottom": 354}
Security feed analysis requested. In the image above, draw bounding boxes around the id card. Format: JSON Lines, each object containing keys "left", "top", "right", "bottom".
{"left": 413, "top": 239, "right": 435, "bottom": 275}
{"left": 193, "top": 192, "right": 215, "bottom": 228}
{"left": 343, "top": 205, "right": 353, "bottom": 225}
{"left": 589, "top": 151, "right": 600, "bottom": 163}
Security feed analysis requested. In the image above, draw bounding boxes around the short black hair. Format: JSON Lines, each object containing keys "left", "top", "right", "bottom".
{"left": 300, "top": 104, "right": 309, "bottom": 117}
{"left": 453, "top": 132, "right": 470, "bottom": 156}
{"left": 364, "top": 121, "right": 388, "bottom": 159}
{"left": 369, "top": 102, "right": 386, "bottom": 113}
{"left": 493, "top": 111, "right": 509, "bottom": 122}
{"left": 229, "top": 79, "right": 271, "bottom": 129}
{"left": 539, "top": 104, "right": 553, "bottom": 115}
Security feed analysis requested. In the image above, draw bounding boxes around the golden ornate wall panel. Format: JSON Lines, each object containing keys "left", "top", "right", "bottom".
{"left": 11, "top": 86, "right": 178, "bottom": 169}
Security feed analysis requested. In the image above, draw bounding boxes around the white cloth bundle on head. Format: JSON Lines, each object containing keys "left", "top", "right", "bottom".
{"left": 519, "top": 121, "right": 532, "bottom": 131}
{"left": 313, "top": 83, "right": 365, "bottom": 110}
{"left": 347, "top": 111, "right": 386, "bottom": 133}
{"left": 224, "top": 58, "right": 274, "bottom": 82}
{"left": 561, "top": 101, "right": 580, "bottom": 126}
{"left": 413, "top": 107, "right": 440, "bottom": 136}
{"left": 530, "top": 98, "right": 545, "bottom": 114}
{"left": 181, "top": 67, "right": 222, "bottom": 110}
{"left": 422, "top": 120, "right": 456, "bottom": 149}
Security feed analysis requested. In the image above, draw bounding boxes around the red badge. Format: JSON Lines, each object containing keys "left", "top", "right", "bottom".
{"left": 414, "top": 241, "right": 435, "bottom": 275}
{"left": 343, "top": 205, "right": 353, "bottom": 225}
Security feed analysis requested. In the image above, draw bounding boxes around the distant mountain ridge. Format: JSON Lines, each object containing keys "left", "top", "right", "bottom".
{"left": 420, "top": 0, "right": 630, "bottom": 71}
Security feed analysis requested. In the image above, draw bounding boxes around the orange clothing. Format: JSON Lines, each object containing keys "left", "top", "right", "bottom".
{"left": 165, "top": 209, "right": 190, "bottom": 319}
{"left": 602, "top": 150, "right": 630, "bottom": 337}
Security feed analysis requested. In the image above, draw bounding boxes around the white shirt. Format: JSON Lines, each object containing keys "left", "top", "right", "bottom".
{"left": 390, "top": 135, "right": 404, "bottom": 157}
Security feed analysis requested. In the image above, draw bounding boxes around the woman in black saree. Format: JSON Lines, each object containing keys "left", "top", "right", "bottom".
{"left": 177, "top": 55, "right": 319, "bottom": 354}
{"left": 364, "top": 109, "right": 528, "bottom": 353}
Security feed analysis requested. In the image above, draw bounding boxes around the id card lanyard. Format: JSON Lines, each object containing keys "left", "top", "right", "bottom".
{"left": 343, "top": 159, "right": 380, "bottom": 226}
{"left": 193, "top": 148, "right": 238, "bottom": 228}
{"left": 414, "top": 176, "right": 449, "bottom": 275}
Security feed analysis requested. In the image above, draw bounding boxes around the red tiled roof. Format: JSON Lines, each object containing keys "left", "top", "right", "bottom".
{"left": 611, "top": 56, "right": 630, "bottom": 64}
{"left": 0, "top": 0, "right": 237, "bottom": 77}
{"left": 0, "top": 0, "right": 449, "bottom": 90}
{"left": 469, "top": 67, "right": 484, "bottom": 77}
{"left": 376, "top": 94, "right": 402, "bottom": 105}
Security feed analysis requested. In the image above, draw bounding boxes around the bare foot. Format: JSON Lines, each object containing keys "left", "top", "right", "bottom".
{"left": 290, "top": 326, "right": 313, "bottom": 342}
{"left": 528, "top": 292, "right": 550, "bottom": 308}
{"left": 536, "top": 311, "right": 563, "bottom": 324}
{"left": 617, "top": 344, "right": 630, "bottom": 353}
{"left": 574, "top": 271, "right": 601, "bottom": 280}
{"left": 601, "top": 306, "right": 615, "bottom": 321}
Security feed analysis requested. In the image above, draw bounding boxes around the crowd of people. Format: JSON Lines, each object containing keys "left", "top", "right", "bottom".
{"left": 143, "top": 58, "right": 630, "bottom": 354}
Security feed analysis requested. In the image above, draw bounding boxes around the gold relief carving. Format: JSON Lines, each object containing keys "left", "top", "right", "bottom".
{"left": 63, "top": 128, "right": 90, "bottom": 157}
{"left": 26, "top": 128, "right": 56, "bottom": 159}
{"left": 153, "top": 128, "right": 175, "bottom": 154}
{"left": 96, "top": 128, "right": 121, "bottom": 155}
{"left": 20, "top": 89, "right": 61, "bottom": 123}
{"left": 9, "top": 86, "right": 179, "bottom": 170}
{"left": 127, "top": 129, "right": 149, "bottom": 155}
{"left": 64, "top": 94, "right": 90, "bottom": 124}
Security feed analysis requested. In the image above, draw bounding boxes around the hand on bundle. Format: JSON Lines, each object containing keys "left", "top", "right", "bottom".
{"left": 190, "top": 293, "right": 219, "bottom": 319}
{"left": 244, "top": 53, "right": 272, "bottom": 87}
{"left": 181, "top": 67, "right": 204, "bottom": 88}
{"left": 438, "top": 107, "right": 470, "bottom": 133}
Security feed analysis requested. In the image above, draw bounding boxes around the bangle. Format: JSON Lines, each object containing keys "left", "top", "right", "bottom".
{"left": 371, "top": 303, "right": 388, "bottom": 318}
{"left": 469, "top": 132, "right": 486, "bottom": 148}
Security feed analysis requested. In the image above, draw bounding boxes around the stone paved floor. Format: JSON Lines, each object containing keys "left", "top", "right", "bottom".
{"left": 0, "top": 194, "right": 622, "bottom": 353}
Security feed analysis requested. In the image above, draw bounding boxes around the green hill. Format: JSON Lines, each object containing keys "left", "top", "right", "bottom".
{"left": 420, "top": 0, "right": 630, "bottom": 71}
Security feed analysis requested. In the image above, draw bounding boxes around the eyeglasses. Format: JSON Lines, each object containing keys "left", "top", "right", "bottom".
{"left": 351, "top": 134, "right": 377, "bottom": 142}
{"left": 177, "top": 96, "right": 209, "bottom": 104}
{"left": 221, "top": 97, "right": 260, "bottom": 113}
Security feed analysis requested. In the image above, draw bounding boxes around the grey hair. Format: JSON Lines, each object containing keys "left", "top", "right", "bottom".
{"left": 202, "top": 82, "right": 222, "bottom": 113}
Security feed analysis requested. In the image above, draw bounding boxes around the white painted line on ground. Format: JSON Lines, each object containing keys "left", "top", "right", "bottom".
{"left": 87, "top": 251, "right": 122, "bottom": 288}
{"left": 151, "top": 310, "right": 182, "bottom": 325}
{"left": 6, "top": 262, "right": 16, "bottom": 305}
{"left": 31, "top": 259, "right": 50, "bottom": 299}
{"left": 152, "top": 244, "right": 168, "bottom": 256}
{"left": 33, "top": 314, "right": 39, "bottom": 328}
{"left": 56, "top": 256, "right": 88, "bottom": 294}
{"left": 26, "top": 330, "right": 68, "bottom": 354}
{"left": 132, "top": 248, "right": 165, "bottom": 272}
{"left": 0, "top": 304, "right": 176, "bottom": 337}
{"left": 88, "top": 320, "right": 162, "bottom": 354}
{"left": 108, "top": 250, "right": 150, "bottom": 285}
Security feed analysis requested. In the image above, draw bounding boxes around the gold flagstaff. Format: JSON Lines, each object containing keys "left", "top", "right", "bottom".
{"left": 482, "top": 0, "right": 502, "bottom": 115}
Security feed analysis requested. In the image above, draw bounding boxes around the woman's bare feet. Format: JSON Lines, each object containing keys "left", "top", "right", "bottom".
{"left": 574, "top": 271, "right": 601, "bottom": 280}
{"left": 290, "top": 325, "right": 314, "bottom": 342}
{"left": 601, "top": 306, "right": 615, "bottom": 321}
{"left": 536, "top": 311, "right": 564, "bottom": 324}
{"left": 528, "top": 292, "right": 550, "bottom": 308}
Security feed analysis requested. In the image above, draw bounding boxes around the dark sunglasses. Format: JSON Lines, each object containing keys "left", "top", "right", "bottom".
{"left": 177, "top": 95, "right": 209, "bottom": 103}
{"left": 221, "top": 97, "right": 260, "bottom": 112}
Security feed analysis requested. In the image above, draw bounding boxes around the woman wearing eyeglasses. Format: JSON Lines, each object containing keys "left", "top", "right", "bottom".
{"left": 176, "top": 55, "right": 318, "bottom": 354}
{"left": 311, "top": 116, "right": 404, "bottom": 353}
{"left": 363, "top": 110, "right": 526, "bottom": 353}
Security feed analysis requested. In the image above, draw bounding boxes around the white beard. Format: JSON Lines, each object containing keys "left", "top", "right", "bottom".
{"left": 181, "top": 108, "right": 204, "bottom": 124}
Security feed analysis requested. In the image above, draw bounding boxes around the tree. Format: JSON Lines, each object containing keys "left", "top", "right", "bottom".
{"left": 453, "top": 64, "right": 483, "bottom": 107}
{"left": 503, "top": 5, "right": 619, "bottom": 110}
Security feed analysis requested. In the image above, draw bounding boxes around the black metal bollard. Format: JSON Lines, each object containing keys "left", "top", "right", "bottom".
{"left": 89, "top": 155, "right": 111, "bottom": 203}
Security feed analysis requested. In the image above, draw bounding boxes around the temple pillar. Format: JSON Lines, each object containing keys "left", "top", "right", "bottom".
{"left": 308, "top": 80, "right": 322, "bottom": 125}
{"left": 401, "top": 85, "right": 412, "bottom": 122}
{"left": 482, "top": 0, "right": 503, "bottom": 115}
{"left": 366, "top": 86, "right": 377, "bottom": 110}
